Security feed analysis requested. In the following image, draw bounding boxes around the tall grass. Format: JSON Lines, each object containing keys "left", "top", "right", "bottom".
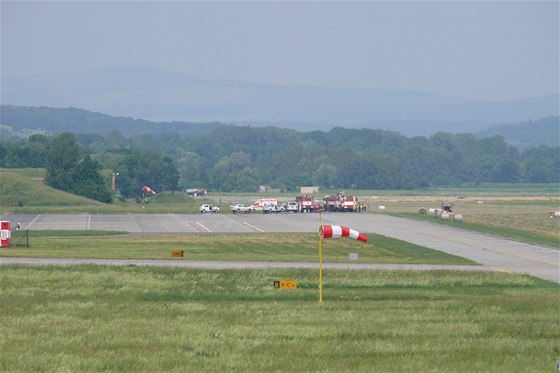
{"left": 1, "top": 265, "right": 557, "bottom": 372}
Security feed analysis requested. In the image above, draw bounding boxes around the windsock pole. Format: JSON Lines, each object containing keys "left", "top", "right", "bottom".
{"left": 319, "top": 209, "right": 323, "bottom": 304}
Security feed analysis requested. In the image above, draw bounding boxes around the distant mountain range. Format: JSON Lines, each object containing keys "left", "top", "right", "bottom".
{"left": 2, "top": 66, "right": 558, "bottom": 136}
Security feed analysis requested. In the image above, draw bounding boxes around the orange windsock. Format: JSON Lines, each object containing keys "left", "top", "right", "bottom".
{"left": 320, "top": 225, "right": 368, "bottom": 243}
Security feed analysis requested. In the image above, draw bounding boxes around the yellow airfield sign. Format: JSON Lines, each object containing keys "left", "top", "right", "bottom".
{"left": 171, "top": 250, "right": 184, "bottom": 257}
{"left": 273, "top": 280, "right": 298, "bottom": 289}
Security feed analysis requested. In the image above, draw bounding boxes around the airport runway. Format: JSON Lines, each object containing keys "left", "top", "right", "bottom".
{"left": 1, "top": 212, "right": 558, "bottom": 282}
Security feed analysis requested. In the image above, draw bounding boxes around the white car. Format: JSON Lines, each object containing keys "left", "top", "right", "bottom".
{"left": 230, "top": 203, "right": 254, "bottom": 214}
{"left": 200, "top": 204, "right": 220, "bottom": 213}
{"left": 263, "top": 202, "right": 285, "bottom": 214}
{"left": 285, "top": 201, "right": 299, "bottom": 213}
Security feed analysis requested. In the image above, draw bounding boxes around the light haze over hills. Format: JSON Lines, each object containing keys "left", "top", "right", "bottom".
{"left": 2, "top": 2, "right": 558, "bottom": 136}
{"left": 2, "top": 67, "right": 558, "bottom": 136}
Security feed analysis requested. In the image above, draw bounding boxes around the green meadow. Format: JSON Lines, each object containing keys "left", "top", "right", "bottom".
{"left": 4, "top": 232, "right": 474, "bottom": 265}
{"left": 1, "top": 266, "right": 558, "bottom": 372}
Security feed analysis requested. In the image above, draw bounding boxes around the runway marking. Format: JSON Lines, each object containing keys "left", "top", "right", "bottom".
{"left": 86, "top": 214, "right": 91, "bottom": 230}
{"left": 26, "top": 215, "right": 41, "bottom": 230}
{"left": 243, "top": 222, "right": 264, "bottom": 232}
{"left": 196, "top": 222, "right": 212, "bottom": 232}
{"left": 187, "top": 221, "right": 203, "bottom": 232}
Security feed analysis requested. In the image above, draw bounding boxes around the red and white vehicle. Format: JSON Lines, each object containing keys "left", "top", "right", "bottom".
{"left": 295, "top": 195, "right": 321, "bottom": 213}
{"left": 323, "top": 193, "right": 364, "bottom": 212}
{"left": 250, "top": 199, "right": 279, "bottom": 212}
{"left": 323, "top": 195, "right": 340, "bottom": 212}
{"left": 339, "top": 195, "right": 358, "bottom": 212}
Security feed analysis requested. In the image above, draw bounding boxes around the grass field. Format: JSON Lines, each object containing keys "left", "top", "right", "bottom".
{"left": 2, "top": 232, "right": 475, "bottom": 265}
{"left": 2, "top": 171, "right": 559, "bottom": 371}
{"left": 1, "top": 265, "right": 558, "bottom": 372}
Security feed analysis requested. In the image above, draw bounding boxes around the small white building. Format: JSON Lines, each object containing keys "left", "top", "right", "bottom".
{"left": 186, "top": 188, "right": 207, "bottom": 197}
{"left": 300, "top": 186, "right": 319, "bottom": 194}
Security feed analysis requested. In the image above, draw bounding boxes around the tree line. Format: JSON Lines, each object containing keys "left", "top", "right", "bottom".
{"left": 1, "top": 126, "right": 558, "bottom": 201}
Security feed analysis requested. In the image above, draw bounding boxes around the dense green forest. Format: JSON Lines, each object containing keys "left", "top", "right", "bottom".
{"left": 1, "top": 125, "right": 558, "bottom": 199}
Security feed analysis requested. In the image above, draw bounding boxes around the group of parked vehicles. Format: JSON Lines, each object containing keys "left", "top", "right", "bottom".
{"left": 200, "top": 194, "right": 367, "bottom": 214}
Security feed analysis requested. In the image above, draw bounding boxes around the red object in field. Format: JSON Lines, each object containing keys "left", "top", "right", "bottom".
{"left": 143, "top": 186, "right": 157, "bottom": 195}
{"left": 320, "top": 225, "right": 368, "bottom": 243}
{"left": 0, "top": 221, "right": 11, "bottom": 247}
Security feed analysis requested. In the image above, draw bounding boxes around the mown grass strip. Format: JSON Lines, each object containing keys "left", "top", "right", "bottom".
{"left": 0, "top": 265, "right": 557, "bottom": 372}
{"left": 1, "top": 232, "right": 474, "bottom": 265}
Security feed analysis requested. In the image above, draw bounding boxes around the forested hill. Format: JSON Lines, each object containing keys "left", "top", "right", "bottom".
{"left": 1, "top": 105, "right": 558, "bottom": 150}
{"left": 0, "top": 105, "right": 226, "bottom": 136}
{"left": 476, "top": 116, "right": 559, "bottom": 151}
{"left": 1, "top": 105, "right": 559, "bottom": 194}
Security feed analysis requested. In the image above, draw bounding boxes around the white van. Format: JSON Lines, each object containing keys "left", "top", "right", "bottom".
{"left": 251, "top": 199, "right": 278, "bottom": 212}
{"left": 262, "top": 202, "right": 285, "bottom": 214}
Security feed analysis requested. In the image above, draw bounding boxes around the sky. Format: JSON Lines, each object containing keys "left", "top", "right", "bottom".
{"left": 1, "top": 1, "right": 558, "bottom": 102}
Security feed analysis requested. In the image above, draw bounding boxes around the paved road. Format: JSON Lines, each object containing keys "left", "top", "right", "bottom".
{"left": 1, "top": 212, "right": 558, "bottom": 282}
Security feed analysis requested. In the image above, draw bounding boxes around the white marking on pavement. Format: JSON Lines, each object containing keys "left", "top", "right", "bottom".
{"left": 26, "top": 215, "right": 41, "bottom": 230}
{"left": 86, "top": 214, "right": 91, "bottom": 230}
{"left": 243, "top": 222, "right": 264, "bottom": 232}
{"left": 196, "top": 222, "right": 212, "bottom": 232}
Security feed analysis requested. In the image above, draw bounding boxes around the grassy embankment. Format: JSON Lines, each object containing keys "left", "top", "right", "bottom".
{"left": 0, "top": 168, "right": 227, "bottom": 214}
{"left": 1, "top": 265, "right": 558, "bottom": 372}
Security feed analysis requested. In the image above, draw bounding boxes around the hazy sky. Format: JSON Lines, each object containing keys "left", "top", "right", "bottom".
{"left": 1, "top": 1, "right": 558, "bottom": 102}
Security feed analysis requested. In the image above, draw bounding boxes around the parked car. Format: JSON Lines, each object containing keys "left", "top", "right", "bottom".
{"left": 230, "top": 203, "right": 254, "bottom": 214}
{"left": 263, "top": 202, "right": 285, "bottom": 214}
{"left": 200, "top": 204, "right": 220, "bottom": 213}
{"left": 285, "top": 201, "right": 299, "bottom": 213}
